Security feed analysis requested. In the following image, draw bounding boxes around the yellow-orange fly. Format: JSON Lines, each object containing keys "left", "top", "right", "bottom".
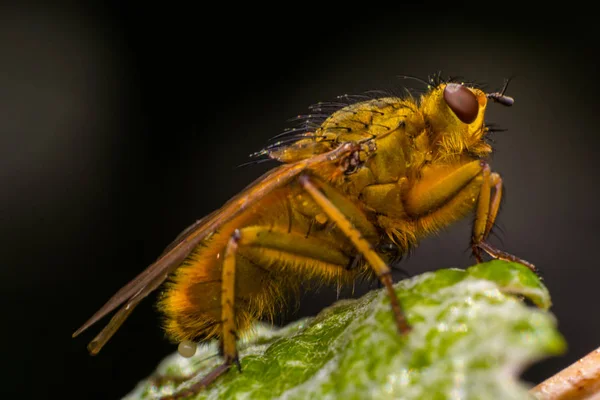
{"left": 73, "top": 74, "right": 534, "bottom": 399}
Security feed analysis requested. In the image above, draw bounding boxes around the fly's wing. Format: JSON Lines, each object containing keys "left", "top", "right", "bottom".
{"left": 159, "top": 209, "right": 220, "bottom": 257}
{"left": 72, "top": 142, "right": 357, "bottom": 355}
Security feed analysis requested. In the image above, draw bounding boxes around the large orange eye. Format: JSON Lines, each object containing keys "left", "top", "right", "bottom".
{"left": 443, "top": 83, "right": 479, "bottom": 124}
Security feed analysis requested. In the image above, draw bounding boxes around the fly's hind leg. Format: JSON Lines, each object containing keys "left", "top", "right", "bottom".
{"left": 472, "top": 163, "right": 538, "bottom": 274}
{"left": 160, "top": 231, "right": 242, "bottom": 400}
{"left": 299, "top": 175, "right": 411, "bottom": 334}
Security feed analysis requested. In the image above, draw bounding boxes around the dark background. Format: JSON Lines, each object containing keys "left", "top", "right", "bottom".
{"left": 2, "top": 3, "right": 598, "bottom": 399}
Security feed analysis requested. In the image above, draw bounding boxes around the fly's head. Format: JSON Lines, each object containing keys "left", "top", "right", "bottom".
{"left": 419, "top": 77, "right": 514, "bottom": 160}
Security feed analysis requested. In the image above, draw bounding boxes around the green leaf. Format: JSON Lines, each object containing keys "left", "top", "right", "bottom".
{"left": 126, "top": 261, "right": 565, "bottom": 400}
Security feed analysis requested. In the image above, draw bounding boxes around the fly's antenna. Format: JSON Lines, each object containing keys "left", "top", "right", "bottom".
{"left": 487, "top": 77, "right": 515, "bottom": 107}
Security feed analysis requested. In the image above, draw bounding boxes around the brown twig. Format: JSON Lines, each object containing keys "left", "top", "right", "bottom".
{"left": 530, "top": 346, "right": 600, "bottom": 399}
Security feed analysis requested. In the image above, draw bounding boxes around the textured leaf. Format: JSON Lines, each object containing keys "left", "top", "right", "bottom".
{"left": 125, "top": 261, "right": 565, "bottom": 400}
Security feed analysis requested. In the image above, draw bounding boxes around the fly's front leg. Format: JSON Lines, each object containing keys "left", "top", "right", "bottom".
{"left": 160, "top": 231, "right": 241, "bottom": 400}
{"left": 299, "top": 175, "right": 411, "bottom": 334}
{"left": 472, "top": 163, "right": 538, "bottom": 273}
{"left": 471, "top": 164, "right": 492, "bottom": 263}
{"left": 403, "top": 160, "right": 536, "bottom": 273}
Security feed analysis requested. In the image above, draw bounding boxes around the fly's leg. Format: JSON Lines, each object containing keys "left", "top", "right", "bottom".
{"left": 299, "top": 175, "right": 411, "bottom": 334}
{"left": 401, "top": 160, "right": 535, "bottom": 273}
{"left": 471, "top": 163, "right": 537, "bottom": 273}
{"left": 221, "top": 230, "right": 242, "bottom": 370}
{"left": 151, "top": 374, "right": 194, "bottom": 388}
{"left": 477, "top": 241, "right": 537, "bottom": 273}
{"left": 471, "top": 163, "right": 492, "bottom": 263}
{"left": 160, "top": 231, "right": 242, "bottom": 400}
{"left": 404, "top": 160, "right": 484, "bottom": 216}
{"left": 158, "top": 364, "right": 232, "bottom": 400}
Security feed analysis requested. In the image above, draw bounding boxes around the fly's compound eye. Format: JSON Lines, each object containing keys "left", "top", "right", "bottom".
{"left": 443, "top": 83, "right": 479, "bottom": 124}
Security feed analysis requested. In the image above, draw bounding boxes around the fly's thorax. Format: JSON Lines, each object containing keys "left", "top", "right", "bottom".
{"left": 318, "top": 97, "right": 422, "bottom": 186}
{"left": 317, "top": 97, "right": 414, "bottom": 143}
{"left": 362, "top": 119, "right": 416, "bottom": 185}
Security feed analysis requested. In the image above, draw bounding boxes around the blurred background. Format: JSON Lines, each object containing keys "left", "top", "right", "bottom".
{"left": 2, "top": 3, "right": 598, "bottom": 399}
